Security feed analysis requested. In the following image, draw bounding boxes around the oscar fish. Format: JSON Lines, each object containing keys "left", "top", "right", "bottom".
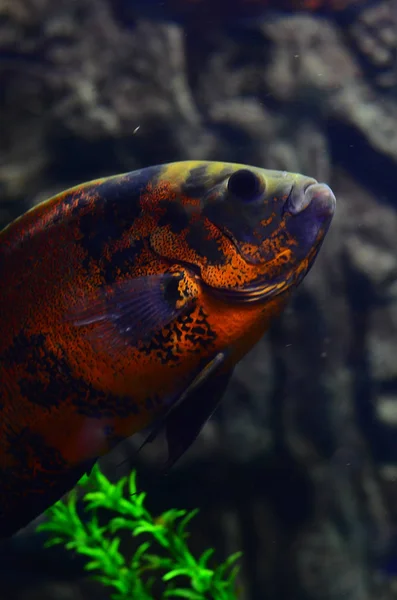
{"left": 0, "top": 161, "right": 336, "bottom": 537}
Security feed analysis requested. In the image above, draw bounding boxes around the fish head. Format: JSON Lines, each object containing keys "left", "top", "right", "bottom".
{"left": 149, "top": 161, "right": 336, "bottom": 302}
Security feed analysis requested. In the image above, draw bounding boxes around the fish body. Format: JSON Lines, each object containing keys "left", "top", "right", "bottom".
{"left": 0, "top": 160, "right": 335, "bottom": 537}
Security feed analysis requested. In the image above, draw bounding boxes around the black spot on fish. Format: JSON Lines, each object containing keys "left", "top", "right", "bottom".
{"left": 3, "top": 332, "right": 141, "bottom": 417}
{"left": 163, "top": 273, "right": 184, "bottom": 307}
{"left": 158, "top": 200, "right": 189, "bottom": 234}
{"left": 102, "top": 238, "right": 146, "bottom": 284}
{"left": 181, "top": 165, "right": 210, "bottom": 198}
{"left": 78, "top": 166, "right": 162, "bottom": 270}
{"left": 78, "top": 194, "right": 139, "bottom": 269}
{"left": 186, "top": 221, "right": 226, "bottom": 264}
{"left": 138, "top": 305, "right": 216, "bottom": 365}
{"left": 2, "top": 332, "right": 46, "bottom": 375}
{"left": 191, "top": 325, "right": 206, "bottom": 336}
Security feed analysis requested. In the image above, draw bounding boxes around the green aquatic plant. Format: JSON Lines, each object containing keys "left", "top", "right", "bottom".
{"left": 37, "top": 464, "right": 242, "bottom": 600}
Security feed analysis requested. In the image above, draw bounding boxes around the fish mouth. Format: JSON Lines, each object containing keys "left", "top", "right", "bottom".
{"left": 285, "top": 181, "right": 336, "bottom": 218}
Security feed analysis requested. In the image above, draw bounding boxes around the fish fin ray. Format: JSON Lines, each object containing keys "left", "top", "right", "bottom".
{"left": 138, "top": 352, "right": 233, "bottom": 471}
{"left": 67, "top": 272, "right": 195, "bottom": 350}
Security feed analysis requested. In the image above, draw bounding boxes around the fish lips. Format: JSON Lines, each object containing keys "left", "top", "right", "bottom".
{"left": 283, "top": 181, "right": 336, "bottom": 257}
{"left": 285, "top": 181, "right": 336, "bottom": 220}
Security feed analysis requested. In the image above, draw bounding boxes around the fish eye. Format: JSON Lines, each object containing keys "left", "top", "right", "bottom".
{"left": 227, "top": 169, "right": 263, "bottom": 202}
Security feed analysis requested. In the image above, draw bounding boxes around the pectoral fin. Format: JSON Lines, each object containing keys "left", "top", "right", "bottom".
{"left": 68, "top": 271, "right": 198, "bottom": 351}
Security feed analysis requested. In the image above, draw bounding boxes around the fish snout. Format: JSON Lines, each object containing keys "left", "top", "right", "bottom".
{"left": 286, "top": 180, "right": 336, "bottom": 220}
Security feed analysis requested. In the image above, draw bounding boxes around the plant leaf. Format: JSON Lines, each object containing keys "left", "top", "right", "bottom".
{"left": 34, "top": 465, "right": 243, "bottom": 600}
{"left": 163, "top": 568, "right": 194, "bottom": 582}
{"left": 164, "top": 588, "right": 205, "bottom": 600}
{"left": 177, "top": 509, "right": 199, "bottom": 538}
{"left": 198, "top": 548, "right": 215, "bottom": 568}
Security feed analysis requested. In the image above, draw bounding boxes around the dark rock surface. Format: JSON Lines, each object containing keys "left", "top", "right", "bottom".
{"left": 1, "top": 0, "right": 397, "bottom": 599}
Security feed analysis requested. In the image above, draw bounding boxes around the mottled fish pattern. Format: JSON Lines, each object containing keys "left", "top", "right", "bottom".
{"left": 0, "top": 161, "right": 335, "bottom": 537}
